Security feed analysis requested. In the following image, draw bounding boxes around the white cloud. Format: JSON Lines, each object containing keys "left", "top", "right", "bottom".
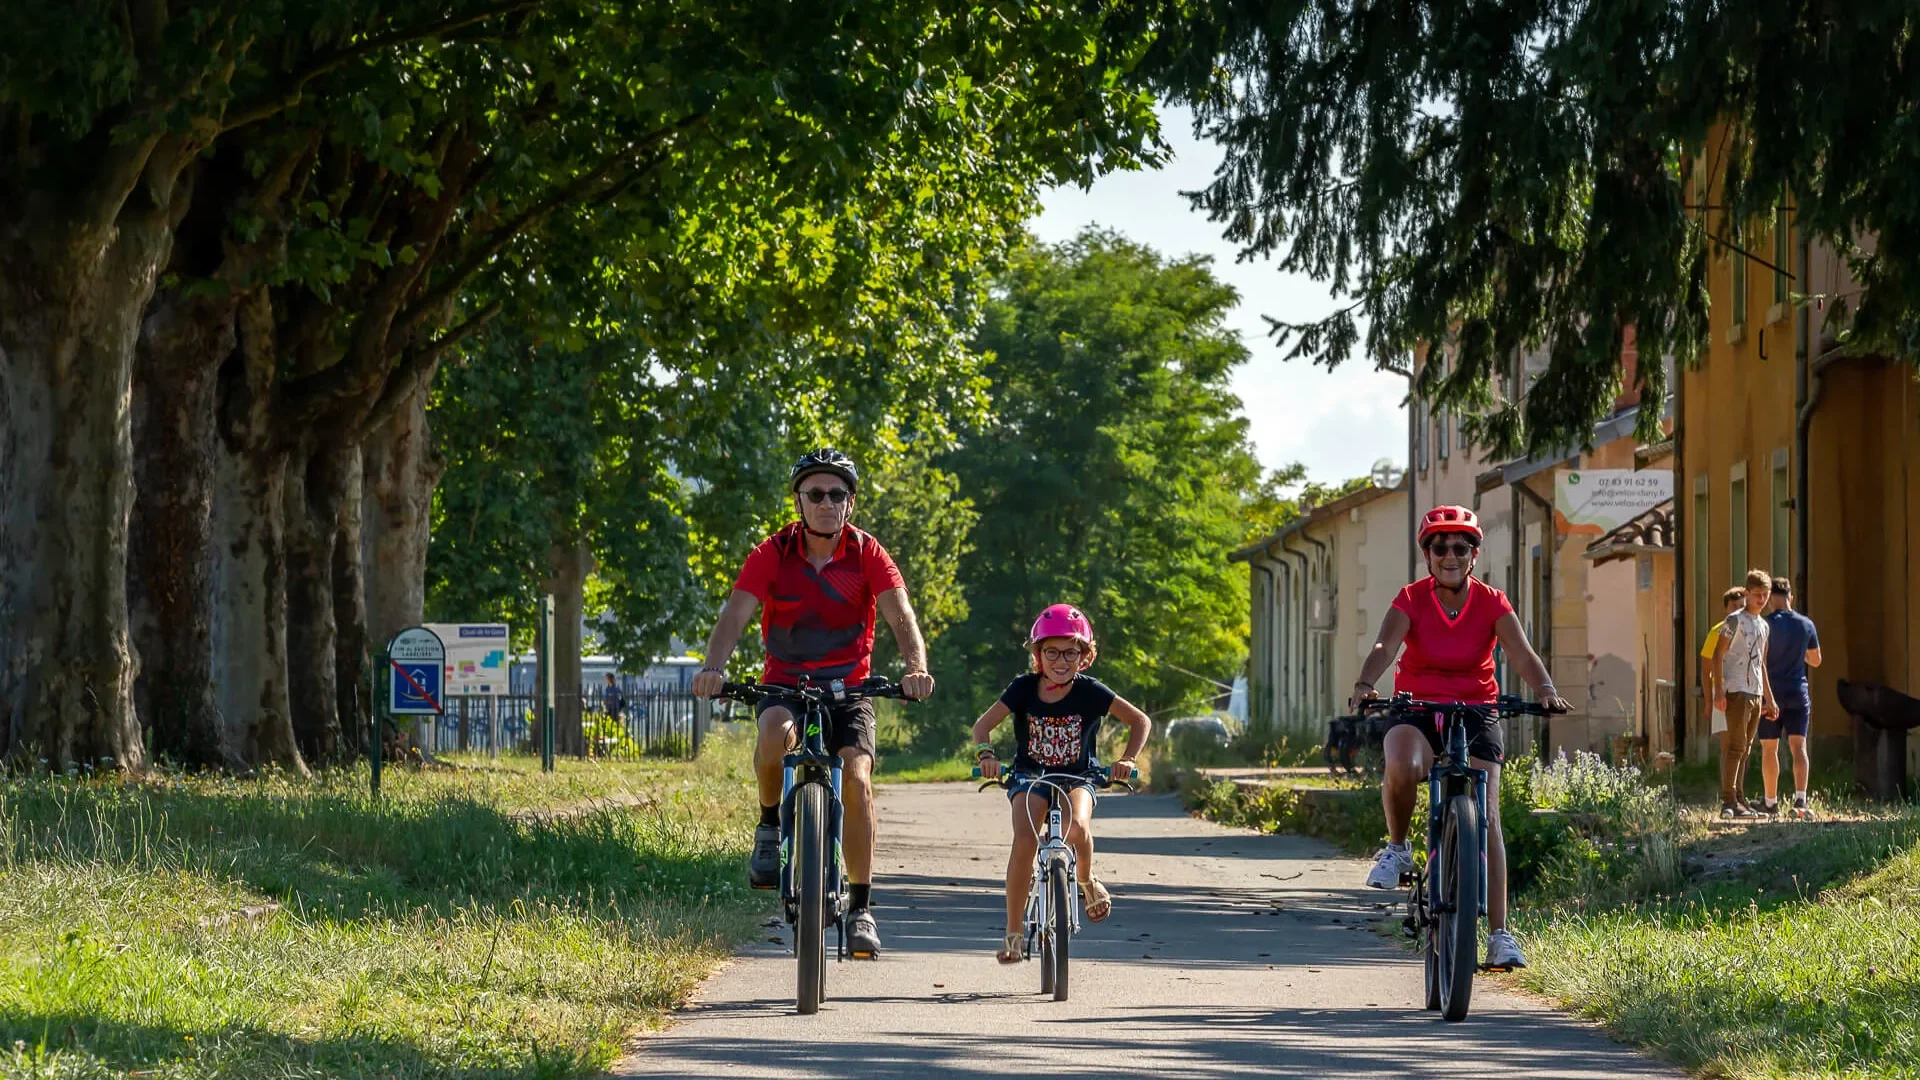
{"left": 1031, "top": 105, "right": 1408, "bottom": 485}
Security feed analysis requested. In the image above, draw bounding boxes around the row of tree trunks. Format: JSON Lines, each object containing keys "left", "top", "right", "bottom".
{"left": 0, "top": 145, "right": 196, "bottom": 771}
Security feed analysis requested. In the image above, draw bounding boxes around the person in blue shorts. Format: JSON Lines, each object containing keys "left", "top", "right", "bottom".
{"left": 1760, "top": 576, "right": 1822, "bottom": 820}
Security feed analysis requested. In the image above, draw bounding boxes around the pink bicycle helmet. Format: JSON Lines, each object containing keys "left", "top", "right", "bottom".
{"left": 1027, "top": 604, "right": 1094, "bottom": 647}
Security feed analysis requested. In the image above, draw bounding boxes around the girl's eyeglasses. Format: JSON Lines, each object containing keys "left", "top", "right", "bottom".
{"left": 801, "top": 488, "right": 851, "bottom": 505}
{"left": 1426, "top": 541, "right": 1476, "bottom": 558}
{"left": 1041, "top": 648, "right": 1083, "bottom": 663}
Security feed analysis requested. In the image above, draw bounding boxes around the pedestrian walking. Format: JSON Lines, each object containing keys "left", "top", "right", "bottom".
{"left": 1760, "top": 576, "right": 1822, "bottom": 819}
{"left": 1712, "top": 570, "right": 1778, "bottom": 819}
{"left": 602, "top": 672, "right": 625, "bottom": 721}
{"left": 1701, "top": 586, "right": 1744, "bottom": 776}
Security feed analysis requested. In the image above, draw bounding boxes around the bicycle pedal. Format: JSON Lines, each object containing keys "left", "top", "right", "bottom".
{"left": 749, "top": 881, "right": 777, "bottom": 891}
{"left": 849, "top": 949, "right": 878, "bottom": 960}
{"left": 1398, "top": 872, "right": 1416, "bottom": 887}
{"left": 1479, "top": 963, "right": 1514, "bottom": 973}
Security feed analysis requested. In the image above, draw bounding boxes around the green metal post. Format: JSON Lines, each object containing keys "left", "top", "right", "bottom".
{"left": 371, "top": 648, "right": 387, "bottom": 798}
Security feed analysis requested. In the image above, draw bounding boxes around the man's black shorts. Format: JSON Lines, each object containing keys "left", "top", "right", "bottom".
{"left": 1385, "top": 708, "right": 1506, "bottom": 765}
{"left": 755, "top": 696, "right": 877, "bottom": 757}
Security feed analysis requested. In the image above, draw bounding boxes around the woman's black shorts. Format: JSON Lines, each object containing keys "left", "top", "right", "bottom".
{"left": 1385, "top": 708, "right": 1505, "bottom": 765}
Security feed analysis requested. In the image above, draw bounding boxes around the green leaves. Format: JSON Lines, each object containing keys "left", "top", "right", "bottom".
{"left": 927, "top": 230, "right": 1268, "bottom": 745}
{"left": 1139, "top": 0, "right": 1920, "bottom": 455}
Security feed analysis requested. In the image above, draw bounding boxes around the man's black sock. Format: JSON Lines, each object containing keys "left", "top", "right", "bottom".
{"left": 849, "top": 883, "right": 872, "bottom": 911}
{"left": 759, "top": 804, "right": 780, "bottom": 829}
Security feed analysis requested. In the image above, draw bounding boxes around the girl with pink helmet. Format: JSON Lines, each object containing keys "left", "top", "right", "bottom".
{"left": 971, "top": 603, "right": 1152, "bottom": 964}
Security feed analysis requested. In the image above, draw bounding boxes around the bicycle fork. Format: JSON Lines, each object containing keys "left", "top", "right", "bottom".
{"left": 1424, "top": 768, "right": 1490, "bottom": 919}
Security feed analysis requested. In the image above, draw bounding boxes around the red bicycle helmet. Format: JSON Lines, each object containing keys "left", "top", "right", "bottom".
{"left": 1418, "top": 504, "right": 1483, "bottom": 546}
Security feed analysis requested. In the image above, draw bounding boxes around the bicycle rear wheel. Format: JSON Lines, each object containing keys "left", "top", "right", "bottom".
{"left": 1437, "top": 793, "right": 1483, "bottom": 1022}
{"left": 1050, "top": 860, "right": 1072, "bottom": 1001}
{"left": 795, "top": 782, "right": 827, "bottom": 1015}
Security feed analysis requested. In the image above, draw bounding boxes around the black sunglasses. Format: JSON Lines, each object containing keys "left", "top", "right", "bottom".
{"left": 800, "top": 487, "right": 851, "bottom": 505}
{"left": 1426, "top": 540, "right": 1477, "bottom": 558}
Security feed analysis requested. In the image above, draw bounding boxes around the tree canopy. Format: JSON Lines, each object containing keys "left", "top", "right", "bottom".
{"left": 1136, "top": 1, "right": 1920, "bottom": 457}
{"left": 917, "top": 230, "right": 1273, "bottom": 747}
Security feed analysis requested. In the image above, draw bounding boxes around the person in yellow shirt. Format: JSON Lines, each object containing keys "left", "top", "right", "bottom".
{"left": 1700, "top": 586, "right": 1745, "bottom": 797}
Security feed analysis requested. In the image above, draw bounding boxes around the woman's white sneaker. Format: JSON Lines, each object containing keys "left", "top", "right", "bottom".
{"left": 1485, "top": 928, "right": 1527, "bottom": 970}
{"left": 1365, "top": 843, "right": 1414, "bottom": 889}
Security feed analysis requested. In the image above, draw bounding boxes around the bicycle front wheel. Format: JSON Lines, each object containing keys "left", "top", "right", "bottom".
{"left": 1050, "top": 860, "right": 1072, "bottom": 1001}
{"left": 1437, "top": 793, "right": 1483, "bottom": 1022}
{"left": 795, "top": 781, "right": 827, "bottom": 1015}
{"left": 1037, "top": 868, "right": 1055, "bottom": 996}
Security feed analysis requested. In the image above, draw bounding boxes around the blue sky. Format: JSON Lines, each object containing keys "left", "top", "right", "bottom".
{"left": 1028, "top": 106, "right": 1409, "bottom": 488}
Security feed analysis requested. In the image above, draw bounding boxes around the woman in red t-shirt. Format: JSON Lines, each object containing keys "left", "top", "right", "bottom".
{"left": 1347, "top": 505, "right": 1569, "bottom": 971}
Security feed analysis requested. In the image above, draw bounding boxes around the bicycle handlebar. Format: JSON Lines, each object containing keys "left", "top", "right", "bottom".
{"left": 973, "top": 766, "right": 1134, "bottom": 793}
{"left": 1355, "top": 693, "right": 1561, "bottom": 718}
{"left": 718, "top": 677, "right": 916, "bottom": 706}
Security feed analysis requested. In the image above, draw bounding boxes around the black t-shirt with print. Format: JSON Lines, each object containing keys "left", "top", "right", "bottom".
{"left": 999, "top": 673, "right": 1118, "bottom": 777}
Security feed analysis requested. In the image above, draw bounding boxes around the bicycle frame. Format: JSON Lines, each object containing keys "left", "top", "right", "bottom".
{"left": 778, "top": 694, "right": 847, "bottom": 950}
{"left": 1016, "top": 774, "right": 1086, "bottom": 953}
{"left": 1422, "top": 707, "right": 1490, "bottom": 920}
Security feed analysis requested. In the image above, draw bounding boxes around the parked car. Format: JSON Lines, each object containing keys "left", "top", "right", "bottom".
{"left": 1163, "top": 714, "right": 1236, "bottom": 748}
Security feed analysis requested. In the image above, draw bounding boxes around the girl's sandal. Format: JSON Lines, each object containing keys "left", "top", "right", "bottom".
{"left": 996, "top": 933, "right": 1023, "bottom": 964}
{"left": 1082, "top": 878, "right": 1113, "bottom": 922}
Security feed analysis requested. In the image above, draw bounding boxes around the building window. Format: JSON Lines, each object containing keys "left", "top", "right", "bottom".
{"left": 1638, "top": 553, "right": 1654, "bottom": 592}
{"left": 1729, "top": 462, "right": 1748, "bottom": 580}
{"left": 1773, "top": 208, "right": 1790, "bottom": 306}
{"left": 1437, "top": 406, "right": 1450, "bottom": 461}
{"left": 1731, "top": 238, "right": 1748, "bottom": 328}
{"left": 1693, "top": 476, "right": 1710, "bottom": 644}
{"left": 1771, "top": 448, "right": 1790, "bottom": 576}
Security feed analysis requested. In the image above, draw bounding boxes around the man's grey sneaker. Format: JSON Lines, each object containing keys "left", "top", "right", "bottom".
{"left": 748, "top": 823, "right": 780, "bottom": 890}
{"left": 1485, "top": 928, "right": 1528, "bottom": 970}
{"left": 847, "top": 907, "right": 882, "bottom": 958}
{"left": 1365, "top": 844, "right": 1415, "bottom": 890}
{"left": 1722, "top": 802, "right": 1758, "bottom": 820}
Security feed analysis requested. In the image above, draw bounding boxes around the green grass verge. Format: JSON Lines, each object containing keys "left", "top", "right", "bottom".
{"left": 0, "top": 734, "right": 766, "bottom": 1080}
{"left": 1516, "top": 810, "right": 1920, "bottom": 1080}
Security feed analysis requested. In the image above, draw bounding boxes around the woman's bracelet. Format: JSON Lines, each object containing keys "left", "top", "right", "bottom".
{"left": 973, "top": 743, "right": 997, "bottom": 759}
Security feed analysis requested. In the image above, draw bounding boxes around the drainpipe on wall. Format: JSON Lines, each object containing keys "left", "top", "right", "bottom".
{"left": 1673, "top": 311, "right": 1689, "bottom": 760}
{"left": 1253, "top": 562, "right": 1280, "bottom": 735}
{"left": 1515, "top": 481, "right": 1557, "bottom": 762}
{"left": 1280, "top": 533, "right": 1312, "bottom": 734}
{"left": 1793, "top": 230, "right": 1814, "bottom": 604}
{"left": 1408, "top": 369, "right": 1419, "bottom": 581}
{"left": 1303, "top": 531, "right": 1330, "bottom": 723}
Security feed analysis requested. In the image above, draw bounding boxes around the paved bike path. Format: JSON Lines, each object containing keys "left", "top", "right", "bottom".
{"left": 618, "top": 783, "right": 1679, "bottom": 1079}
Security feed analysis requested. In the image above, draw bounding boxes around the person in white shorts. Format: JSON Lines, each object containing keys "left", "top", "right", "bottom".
{"left": 1701, "top": 586, "right": 1745, "bottom": 751}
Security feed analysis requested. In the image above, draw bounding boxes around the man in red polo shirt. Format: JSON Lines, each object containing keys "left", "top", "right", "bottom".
{"left": 690, "top": 449, "right": 934, "bottom": 958}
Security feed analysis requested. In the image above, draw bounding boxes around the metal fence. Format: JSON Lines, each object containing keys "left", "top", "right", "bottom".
{"left": 412, "top": 682, "right": 713, "bottom": 760}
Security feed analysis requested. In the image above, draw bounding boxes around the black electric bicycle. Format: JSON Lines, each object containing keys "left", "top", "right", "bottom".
{"left": 975, "top": 766, "right": 1130, "bottom": 1001}
{"left": 1357, "top": 693, "right": 1553, "bottom": 1022}
{"left": 720, "top": 677, "right": 908, "bottom": 1015}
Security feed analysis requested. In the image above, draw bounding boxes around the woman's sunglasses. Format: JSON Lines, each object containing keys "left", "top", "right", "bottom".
{"left": 800, "top": 488, "right": 851, "bottom": 505}
{"left": 1426, "top": 540, "right": 1477, "bottom": 558}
